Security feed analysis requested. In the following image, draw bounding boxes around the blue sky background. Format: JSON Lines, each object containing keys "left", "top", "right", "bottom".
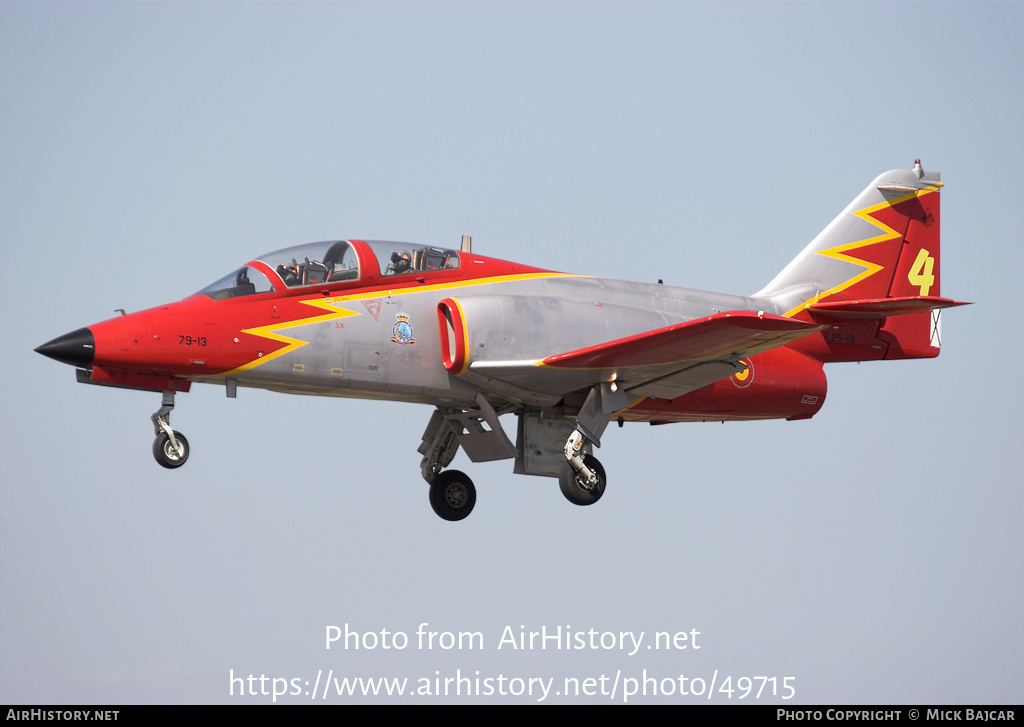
{"left": 1, "top": 2, "right": 1020, "bottom": 704}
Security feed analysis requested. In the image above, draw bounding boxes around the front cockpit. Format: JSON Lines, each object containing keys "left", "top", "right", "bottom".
{"left": 195, "top": 239, "right": 461, "bottom": 300}
{"left": 271, "top": 240, "right": 361, "bottom": 287}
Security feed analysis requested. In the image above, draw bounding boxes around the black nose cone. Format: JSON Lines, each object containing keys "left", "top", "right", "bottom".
{"left": 35, "top": 327, "right": 95, "bottom": 367}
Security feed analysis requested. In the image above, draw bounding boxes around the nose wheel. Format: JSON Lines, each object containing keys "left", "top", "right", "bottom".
{"left": 151, "top": 390, "right": 190, "bottom": 469}
{"left": 153, "top": 430, "right": 190, "bottom": 468}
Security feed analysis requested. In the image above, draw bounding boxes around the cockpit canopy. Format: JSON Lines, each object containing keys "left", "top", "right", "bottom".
{"left": 196, "top": 239, "right": 460, "bottom": 299}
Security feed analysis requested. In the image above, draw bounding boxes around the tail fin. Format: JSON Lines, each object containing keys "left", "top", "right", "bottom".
{"left": 755, "top": 161, "right": 969, "bottom": 362}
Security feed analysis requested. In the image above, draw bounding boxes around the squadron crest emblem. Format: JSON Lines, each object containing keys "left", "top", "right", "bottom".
{"left": 391, "top": 312, "right": 415, "bottom": 344}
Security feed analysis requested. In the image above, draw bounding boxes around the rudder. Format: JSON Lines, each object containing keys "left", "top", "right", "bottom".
{"left": 888, "top": 181, "right": 940, "bottom": 299}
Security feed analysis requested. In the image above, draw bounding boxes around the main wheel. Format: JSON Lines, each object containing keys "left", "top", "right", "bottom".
{"left": 429, "top": 470, "right": 476, "bottom": 521}
{"left": 153, "top": 431, "right": 189, "bottom": 469}
{"left": 559, "top": 455, "right": 606, "bottom": 506}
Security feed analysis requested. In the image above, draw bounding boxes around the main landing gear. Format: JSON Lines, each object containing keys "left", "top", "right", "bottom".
{"left": 418, "top": 409, "right": 478, "bottom": 521}
{"left": 560, "top": 428, "right": 606, "bottom": 506}
{"left": 554, "top": 382, "right": 615, "bottom": 507}
{"left": 151, "top": 391, "right": 189, "bottom": 469}
{"left": 417, "top": 397, "right": 611, "bottom": 521}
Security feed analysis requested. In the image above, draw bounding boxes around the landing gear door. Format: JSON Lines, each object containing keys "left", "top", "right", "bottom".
{"left": 514, "top": 414, "right": 587, "bottom": 478}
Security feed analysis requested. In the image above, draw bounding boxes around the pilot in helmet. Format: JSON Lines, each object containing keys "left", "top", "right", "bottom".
{"left": 388, "top": 250, "right": 412, "bottom": 274}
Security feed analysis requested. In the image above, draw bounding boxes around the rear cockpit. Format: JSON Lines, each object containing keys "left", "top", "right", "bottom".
{"left": 196, "top": 239, "right": 461, "bottom": 300}
{"left": 365, "top": 241, "right": 460, "bottom": 277}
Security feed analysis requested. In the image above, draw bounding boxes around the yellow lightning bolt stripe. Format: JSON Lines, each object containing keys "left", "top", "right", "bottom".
{"left": 223, "top": 271, "right": 580, "bottom": 375}
{"left": 323, "top": 271, "right": 579, "bottom": 305}
{"left": 222, "top": 298, "right": 362, "bottom": 375}
{"left": 783, "top": 185, "right": 941, "bottom": 318}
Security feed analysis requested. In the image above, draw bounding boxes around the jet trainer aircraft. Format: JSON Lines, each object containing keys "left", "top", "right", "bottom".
{"left": 37, "top": 162, "right": 968, "bottom": 521}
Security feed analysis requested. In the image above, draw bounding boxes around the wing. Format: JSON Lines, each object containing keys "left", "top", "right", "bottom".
{"left": 468, "top": 310, "right": 823, "bottom": 401}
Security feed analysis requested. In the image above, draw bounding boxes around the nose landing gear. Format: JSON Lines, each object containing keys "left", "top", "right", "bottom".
{"left": 151, "top": 390, "right": 190, "bottom": 469}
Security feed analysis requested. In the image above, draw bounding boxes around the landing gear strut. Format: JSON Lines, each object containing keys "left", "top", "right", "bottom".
{"left": 151, "top": 390, "right": 189, "bottom": 469}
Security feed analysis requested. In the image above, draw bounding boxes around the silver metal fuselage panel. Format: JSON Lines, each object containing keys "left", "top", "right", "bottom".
{"left": 219, "top": 275, "right": 762, "bottom": 409}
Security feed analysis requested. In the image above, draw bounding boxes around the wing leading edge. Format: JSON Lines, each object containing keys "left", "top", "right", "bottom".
{"left": 468, "top": 310, "right": 823, "bottom": 401}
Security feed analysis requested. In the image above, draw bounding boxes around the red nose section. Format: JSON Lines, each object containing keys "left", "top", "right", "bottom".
{"left": 85, "top": 297, "right": 219, "bottom": 377}
{"left": 38, "top": 293, "right": 313, "bottom": 384}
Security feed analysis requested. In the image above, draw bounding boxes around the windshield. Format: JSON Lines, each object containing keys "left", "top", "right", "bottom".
{"left": 196, "top": 265, "right": 275, "bottom": 300}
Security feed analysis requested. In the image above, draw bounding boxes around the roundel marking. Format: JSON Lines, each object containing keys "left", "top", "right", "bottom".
{"left": 731, "top": 358, "right": 754, "bottom": 388}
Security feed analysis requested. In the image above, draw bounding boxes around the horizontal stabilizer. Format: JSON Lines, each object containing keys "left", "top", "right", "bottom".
{"left": 807, "top": 296, "right": 971, "bottom": 319}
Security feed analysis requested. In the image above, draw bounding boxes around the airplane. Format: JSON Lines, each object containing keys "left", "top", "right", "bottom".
{"left": 36, "top": 161, "right": 968, "bottom": 521}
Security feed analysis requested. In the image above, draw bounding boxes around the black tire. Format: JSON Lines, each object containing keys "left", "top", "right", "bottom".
{"left": 559, "top": 455, "right": 606, "bottom": 506}
{"left": 429, "top": 470, "right": 476, "bottom": 521}
{"left": 153, "top": 431, "right": 189, "bottom": 469}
